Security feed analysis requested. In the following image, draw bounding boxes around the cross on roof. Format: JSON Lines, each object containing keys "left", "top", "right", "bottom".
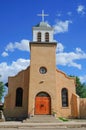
{"left": 37, "top": 10, "right": 49, "bottom": 22}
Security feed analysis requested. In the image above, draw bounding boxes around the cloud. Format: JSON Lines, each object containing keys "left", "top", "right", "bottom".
{"left": 1, "top": 41, "right": 86, "bottom": 83}
{"left": 79, "top": 75, "right": 86, "bottom": 83}
{"left": 56, "top": 52, "right": 81, "bottom": 69}
{"left": 1, "top": 52, "right": 8, "bottom": 57}
{"left": 56, "top": 44, "right": 86, "bottom": 69}
{"left": 56, "top": 42, "right": 64, "bottom": 53}
{"left": 77, "top": 5, "right": 85, "bottom": 15}
{"left": 0, "top": 58, "right": 30, "bottom": 83}
{"left": 53, "top": 20, "right": 72, "bottom": 34}
{"left": 5, "top": 39, "right": 30, "bottom": 52}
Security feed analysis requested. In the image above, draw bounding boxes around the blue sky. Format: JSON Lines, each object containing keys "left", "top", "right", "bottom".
{"left": 0, "top": 0, "right": 86, "bottom": 84}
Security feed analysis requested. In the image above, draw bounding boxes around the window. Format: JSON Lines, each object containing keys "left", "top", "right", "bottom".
{"left": 37, "top": 32, "right": 41, "bottom": 42}
{"left": 36, "top": 92, "right": 50, "bottom": 97}
{"left": 45, "top": 32, "right": 49, "bottom": 42}
{"left": 15, "top": 88, "right": 23, "bottom": 107}
{"left": 39, "top": 67, "right": 47, "bottom": 74}
{"left": 61, "top": 88, "right": 68, "bottom": 107}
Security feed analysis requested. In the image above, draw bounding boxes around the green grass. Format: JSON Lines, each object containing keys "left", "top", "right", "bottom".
{"left": 58, "top": 117, "right": 69, "bottom": 122}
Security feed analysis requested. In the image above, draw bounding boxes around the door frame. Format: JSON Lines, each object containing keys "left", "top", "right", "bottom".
{"left": 35, "top": 92, "right": 51, "bottom": 115}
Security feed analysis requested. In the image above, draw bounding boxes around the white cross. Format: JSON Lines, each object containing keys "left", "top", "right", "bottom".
{"left": 37, "top": 10, "right": 49, "bottom": 22}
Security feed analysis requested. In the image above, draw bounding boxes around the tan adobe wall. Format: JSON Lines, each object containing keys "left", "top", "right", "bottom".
{"left": 4, "top": 40, "right": 79, "bottom": 119}
{"left": 4, "top": 67, "right": 30, "bottom": 118}
{"left": 56, "top": 69, "right": 76, "bottom": 118}
{"left": 71, "top": 94, "right": 80, "bottom": 118}
{"left": 28, "top": 42, "right": 57, "bottom": 115}
{"left": 80, "top": 98, "right": 86, "bottom": 118}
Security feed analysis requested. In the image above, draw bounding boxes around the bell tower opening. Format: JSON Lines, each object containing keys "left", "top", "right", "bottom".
{"left": 37, "top": 32, "right": 41, "bottom": 42}
{"left": 45, "top": 32, "right": 49, "bottom": 42}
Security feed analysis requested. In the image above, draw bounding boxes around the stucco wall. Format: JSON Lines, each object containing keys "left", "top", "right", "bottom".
{"left": 28, "top": 42, "right": 57, "bottom": 115}
{"left": 71, "top": 94, "right": 80, "bottom": 118}
{"left": 80, "top": 98, "right": 86, "bottom": 118}
{"left": 4, "top": 67, "right": 30, "bottom": 119}
{"left": 4, "top": 66, "right": 77, "bottom": 119}
{"left": 56, "top": 69, "right": 76, "bottom": 118}
{"left": 4, "top": 42, "right": 78, "bottom": 119}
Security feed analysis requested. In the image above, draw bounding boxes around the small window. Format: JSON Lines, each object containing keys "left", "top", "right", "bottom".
{"left": 15, "top": 88, "right": 23, "bottom": 107}
{"left": 39, "top": 67, "right": 47, "bottom": 74}
{"left": 45, "top": 32, "right": 49, "bottom": 42}
{"left": 61, "top": 88, "right": 68, "bottom": 107}
{"left": 37, "top": 32, "right": 41, "bottom": 42}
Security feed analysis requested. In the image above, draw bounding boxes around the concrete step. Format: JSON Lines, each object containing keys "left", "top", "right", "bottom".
{"left": 23, "top": 115, "right": 61, "bottom": 123}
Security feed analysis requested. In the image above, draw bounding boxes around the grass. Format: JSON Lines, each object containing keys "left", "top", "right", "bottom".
{"left": 58, "top": 117, "right": 69, "bottom": 122}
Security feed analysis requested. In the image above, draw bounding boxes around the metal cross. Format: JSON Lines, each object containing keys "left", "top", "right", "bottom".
{"left": 37, "top": 10, "right": 49, "bottom": 22}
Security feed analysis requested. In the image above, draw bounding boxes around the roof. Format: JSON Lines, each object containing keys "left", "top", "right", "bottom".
{"left": 35, "top": 22, "right": 51, "bottom": 28}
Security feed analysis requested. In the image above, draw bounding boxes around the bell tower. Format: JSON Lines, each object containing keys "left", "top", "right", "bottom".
{"left": 28, "top": 11, "right": 57, "bottom": 116}
{"left": 33, "top": 10, "right": 54, "bottom": 42}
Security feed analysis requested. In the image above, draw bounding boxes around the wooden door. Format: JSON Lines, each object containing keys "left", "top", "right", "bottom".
{"left": 35, "top": 97, "right": 50, "bottom": 115}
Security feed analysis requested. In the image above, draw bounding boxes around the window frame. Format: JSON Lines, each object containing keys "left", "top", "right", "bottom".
{"left": 39, "top": 67, "right": 47, "bottom": 74}
{"left": 61, "top": 88, "right": 68, "bottom": 107}
{"left": 37, "top": 32, "right": 41, "bottom": 42}
{"left": 15, "top": 87, "right": 23, "bottom": 107}
{"left": 45, "top": 32, "right": 49, "bottom": 42}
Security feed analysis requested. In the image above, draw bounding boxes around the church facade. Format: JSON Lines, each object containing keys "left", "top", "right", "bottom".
{"left": 4, "top": 16, "right": 83, "bottom": 119}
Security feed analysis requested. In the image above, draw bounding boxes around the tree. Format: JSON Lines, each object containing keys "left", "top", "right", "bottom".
{"left": 76, "top": 76, "right": 86, "bottom": 98}
{"left": 0, "top": 75, "right": 4, "bottom": 101}
{"left": 69, "top": 75, "right": 86, "bottom": 98}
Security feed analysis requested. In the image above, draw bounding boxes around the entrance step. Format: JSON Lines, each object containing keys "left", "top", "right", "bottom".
{"left": 23, "top": 115, "right": 61, "bottom": 123}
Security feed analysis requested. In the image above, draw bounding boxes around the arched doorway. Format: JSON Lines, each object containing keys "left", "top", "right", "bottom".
{"left": 35, "top": 92, "right": 51, "bottom": 115}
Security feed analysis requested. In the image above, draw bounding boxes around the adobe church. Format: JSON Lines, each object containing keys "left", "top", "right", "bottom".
{"left": 4, "top": 11, "right": 86, "bottom": 119}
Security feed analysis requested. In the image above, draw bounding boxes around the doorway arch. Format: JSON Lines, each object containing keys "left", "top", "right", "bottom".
{"left": 35, "top": 92, "right": 51, "bottom": 115}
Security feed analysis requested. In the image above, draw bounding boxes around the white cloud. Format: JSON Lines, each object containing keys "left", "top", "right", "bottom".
{"left": 56, "top": 42, "right": 64, "bottom": 53}
{"left": 1, "top": 52, "right": 8, "bottom": 57}
{"left": 76, "top": 48, "right": 82, "bottom": 53}
{"left": 56, "top": 45, "right": 86, "bottom": 69}
{"left": 1, "top": 40, "right": 86, "bottom": 83}
{"left": 53, "top": 20, "right": 72, "bottom": 34}
{"left": 79, "top": 75, "right": 86, "bottom": 83}
{"left": 5, "top": 39, "right": 30, "bottom": 52}
{"left": 56, "top": 52, "right": 81, "bottom": 69}
{"left": 0, "top": 58, "right": 30, "bottom": 83}
{"left": 5, "top": 42, "right": 14, "bottom": 52}
{"left": 77, "top": 5, "right": 85, "bottom": 15}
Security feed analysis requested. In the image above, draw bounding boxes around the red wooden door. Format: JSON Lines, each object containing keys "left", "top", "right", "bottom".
{"left": 35, "top": 97, "right": 50, "bottom": 115}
